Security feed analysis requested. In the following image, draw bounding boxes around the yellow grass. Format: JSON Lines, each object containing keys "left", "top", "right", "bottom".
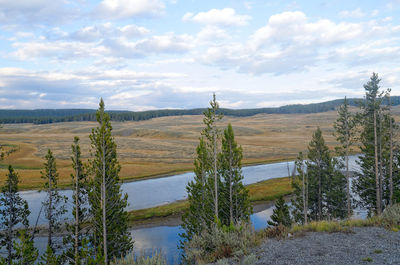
{"left": 1, "top": 106, "right": 391, "bottom": 189}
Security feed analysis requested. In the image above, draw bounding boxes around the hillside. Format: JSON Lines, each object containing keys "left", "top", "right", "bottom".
{"left": 1, "top": 97, "right": 399, "bottom": 124}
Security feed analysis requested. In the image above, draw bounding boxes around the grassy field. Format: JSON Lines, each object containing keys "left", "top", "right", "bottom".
{"left": 128, "top": 177, "right": 293, "bottom": 224}
{"left": 2, "top": 106, "right": 399, "bottom": 189}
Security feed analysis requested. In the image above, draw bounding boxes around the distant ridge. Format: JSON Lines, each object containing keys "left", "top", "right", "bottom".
{"left": 1, "top": 97, "right": 399, "bottom": 124}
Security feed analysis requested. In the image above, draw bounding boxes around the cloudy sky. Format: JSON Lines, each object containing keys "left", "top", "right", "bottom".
{"left": 0, "top": 0, "right": 399, "bottom": 110}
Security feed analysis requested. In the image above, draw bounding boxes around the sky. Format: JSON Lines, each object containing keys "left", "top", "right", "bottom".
{"left": 0, "top": 0, "right": 400, "bottom": 110}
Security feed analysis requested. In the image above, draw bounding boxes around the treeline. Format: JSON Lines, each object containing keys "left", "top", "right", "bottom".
{"left": 2, "top": 97, "right": 400, "bottom": 124}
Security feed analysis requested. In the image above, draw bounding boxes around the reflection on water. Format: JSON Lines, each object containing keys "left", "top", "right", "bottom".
{"left": 20, "top": 155, "right": 360, "bottom": 226}
{"left": 11, "top": 155, "right": 364, "bottom": 263}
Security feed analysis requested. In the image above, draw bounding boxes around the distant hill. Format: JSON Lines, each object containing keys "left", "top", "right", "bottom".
{"left": 1, "top": 97, "right": 399, "bottom": 124}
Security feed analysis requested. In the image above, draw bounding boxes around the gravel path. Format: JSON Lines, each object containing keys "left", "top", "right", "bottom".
{"left": 254, "top": 227, "right": 400, "bottom": 265}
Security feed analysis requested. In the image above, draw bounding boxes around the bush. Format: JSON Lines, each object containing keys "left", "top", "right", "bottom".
{"left": 111, "top": 251, "right": 167, "bottom": 265}
{"left": 381, "top": 203, "right": 400, "bottom": 228}
{"left": 183, "top": 223, "right": 255, "bottom": 264}
{"left": 263, "top": 224, "right": 289, "bottom": 239}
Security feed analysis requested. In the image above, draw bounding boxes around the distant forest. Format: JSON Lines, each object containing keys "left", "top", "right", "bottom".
{"left": 1, "top": 97, "right": 400, "bottom": 124}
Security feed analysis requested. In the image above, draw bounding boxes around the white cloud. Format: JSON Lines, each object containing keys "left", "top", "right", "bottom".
{"left": 0, "top": 0, "right": 77, "bottom": 26}
{"left": 197, "top": 26, "right": 230, "bottom": 41}
{"left": 183, "top": 8, "right": 251, "bottom": 26}
{"left": 95, "top": 0, "right": 165, "bottom": 19}
{"left": 339, "top": 8, "right": 365, "bottom": 18}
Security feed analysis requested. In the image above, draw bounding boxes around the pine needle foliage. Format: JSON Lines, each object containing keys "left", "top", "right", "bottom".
{"left": 88, "top": 99, "right": 132, "bottom": 263}
{"left": 268, "top": 196, "right": 291, "bottom": 227}
{"left": 41, "top": 149, "right": 67, "bottom": 261}
{"left": 63, "top": 136, "right": 90, "bottom": 265}
{"left": 0, "top": 165, "right": 30, "bottom": 265}
{"left": 219, "top": 124, "right": 252, "bottom": 226}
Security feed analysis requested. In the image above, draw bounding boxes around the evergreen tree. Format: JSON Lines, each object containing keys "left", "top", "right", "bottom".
{"left": 88, "top": 99, "right": 132, "bottom": 264}
{"left": 201, "top": 93, "right": 223, "bottom": 220}
{"left": 39, "top": 246, "right": 58, "bottom": 265}
{"left": 181, "top": 94, "right": 223, "bottom": 245}
{"left": 63, "top": 137, "right": 89, "bottom": 264}
{"left": 333, "top": 97, "right": 356, "bottom": 218}
{"left": 181, "top": 138, "right": 214, "bottom": 242}
{"left": 41, "top": 149, "right": 67, "bottom": 261}
{"left": 219, "top": 124, "right": 251, "bottom": 226}
{"left": 13, "top": 229, "right": 39, "bottom": 265}
{"left": 353, "top": 73, "right": 387, "bottom": 215}
{"left": 0, "top": 166, "right": 30, "bottom": 265}
{"left": 268, "top": 196, "right": 291, "bottom": 227}
{"left": 305, "top": 128, "right": 347, "bottom": 221}
{"left": 291, "top": 152, "right": 308, "bottom": 224}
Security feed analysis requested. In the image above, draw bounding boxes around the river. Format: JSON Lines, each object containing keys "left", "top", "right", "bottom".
{"left": 10, "top": 155, "right": 361, "bottom": 263}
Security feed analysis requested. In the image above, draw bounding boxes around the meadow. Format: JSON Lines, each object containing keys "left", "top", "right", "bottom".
{"left": 2, "top": 106, "right": 398, "bottom": 189}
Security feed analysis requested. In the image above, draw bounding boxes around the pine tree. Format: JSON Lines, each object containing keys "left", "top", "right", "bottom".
{"left": 13, "top": 229, "right": 39, "bottom": 265}
{"left": 88, "top": 99, "right": 132, "bottom": 264}
{"left": 181, "top": 138, "right": 214, "bottom": 242}
{"left": 41, "top": 149, "right": 67, "bottom": 261}
{"left": 202, "top": 93, "right": 223, "bottom": 220}
{"left": 333, "top": 97, "right": 356, "bottom": 218}
{"left": 219, "top": 124, "right": 251, "bottom": 226}
{"left": 63, "top": 137, "right": 89, "bottom": 264}
{"left": 181, "top": 94, "right": 223, "bottom": 245}
{"left": 0, "top": 165, "right": 30, "bottom": 265}
{"left": 268, "top": 196, "right": 291, "bottom": 227}
{"left": 291, "top": 152, "right": 308, "bottom": 224}
{"left": 353, "top": 73, "right": 386, "bottom": 216}
{"left": 305, "top": 128, "right": 347, "bottom": 221}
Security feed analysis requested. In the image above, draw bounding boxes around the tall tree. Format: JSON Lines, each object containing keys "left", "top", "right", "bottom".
{"left": 219, "top": 124, "right": 251, "bottom": 226}
{"left": 333, "top": 97, "right": 356, "bottom": 218}
{"left": 41, "top": 149, "right": 67, "bottom": 261}
{"left": 202, "top": 94, "right": 223, "bottom": 220}
{"left": 181, "top": 138, "right": 213, "bottom": 243}
{"left": 296, "top": 128, "right": 347, "bottom": 222}
{"left": 291, "top": 152, "right": 308, "bottom": 224}
{"left": 353, "top": 73, "right": 386, "bottom": 215}
{"left": 63, "top": 137, "right": 89, "bottom": 264}
{"left": 88, "top": 99, "right": 132, "bottom": 264}
{"left": 0, "top": 165, "right": 30, "bottom": 265}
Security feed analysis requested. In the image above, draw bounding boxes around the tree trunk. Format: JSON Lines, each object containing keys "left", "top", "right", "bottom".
{"left": 74, "top": 147, "right": 79, "bottom": 265}
{"left": 213, "top": 126, "right": 218, "bottom": 220}
{"left": 389, "top": 96, "right": 393, "bottom": 206}
{"left": 345, "top": 148, "right": 350, "bottom": 219}
{"left": 374, "top": 109, "right": 381, "bottom": 215}
{"left": 302, "top": 162, "right": 307, "bottom": 224}
{"left": 102, "top": 136, "right": 108, "bottom": 264}
{"left": 48, "top": 168, "right": 53, "bottom": 251}
{"left": 379, "top": 114, "right": 384, "bottom": 210}
{"left": 318, "top": 161, "right": 322, "bottom": 221}
{"left": 229, "top": 142, "right": 233, "bottom": 225}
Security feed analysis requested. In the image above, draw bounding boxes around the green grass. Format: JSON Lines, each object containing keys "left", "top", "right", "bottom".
{"left": 128, "top": 200, "right": 188, "bottom": 224}
{"left": 362, "top": 257, "right": 373, "bottom": 262}
{"left": 248, "top": 177, "right": 294, "bottom": 203}
{"left": 373, "top": 249, "right": 383, "bottom": 254}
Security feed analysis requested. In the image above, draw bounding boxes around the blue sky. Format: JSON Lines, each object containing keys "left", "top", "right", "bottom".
{"left": 0, "top": 0, "right": 399, "bottom": 110}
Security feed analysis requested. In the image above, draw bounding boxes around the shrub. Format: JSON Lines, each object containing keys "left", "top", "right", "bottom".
{"left": 111, "top": 251, "right": 167, "bottom": 265}
{"left": 381, "top": 203, "right": 400, "bottom": 228}
{"left": 263, "top": 224, "right": 289, "bottom": 239}
{"left": 183, "top": 223, "right": 255, "bottom": 264}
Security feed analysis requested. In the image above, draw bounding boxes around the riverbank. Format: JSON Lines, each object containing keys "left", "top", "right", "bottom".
{"left": 127, "top": 177, "right": 293, "bottom": 227}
